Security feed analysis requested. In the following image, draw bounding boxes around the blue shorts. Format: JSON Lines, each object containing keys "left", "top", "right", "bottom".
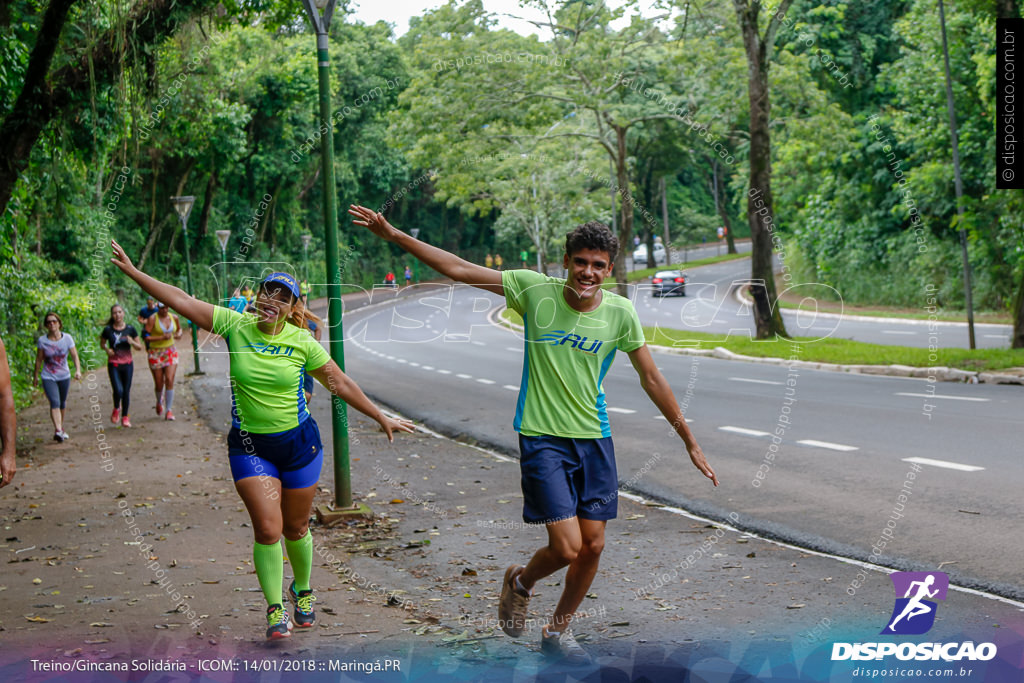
{"left": 518, "top": 434, "right": 618, "bottom": 524}
{"left": 228, "top": 417, "right": 323, "bottom": 489}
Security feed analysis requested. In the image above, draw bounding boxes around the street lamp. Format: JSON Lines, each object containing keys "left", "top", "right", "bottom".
{"left": 409, "top": 228, "right": 420, "bottom": 284}
{"left": 301, "top": 0, "right": 362, "bottom": 521}
{"left": 170, "top": 195, "right": 202, "bottom": 375}
{"left": 215, "top": 230, "right": 232, "bottom": 307}
{"left": 301, "top": 233, "right": 312, "bottom": 292}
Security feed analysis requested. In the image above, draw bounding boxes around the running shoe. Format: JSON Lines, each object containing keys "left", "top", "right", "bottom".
{"left": 288, "top": 581, "right": 316, "bottom": 628}
{"left": 53, "top": 431, "right": 63, "bottom": 443}
{"left": 58, "top": 430, "right": 69, "bottom": 441}
{"left": 541, "top": 625, "right": 592, "bottom": 665}
{"left": 164, "top": 411, "right": 175, "bottom": 421}
{"left": 110, "top": 408, "right": 120, "bottom": 424}
{"left": 265, "top": 603, "right": 293, "bottom": 640}
{"left": 121, "top": 416, "right": 132, "bottom": 428}
{"left": 155, "top": 399, "right": 163, "bottom": 416}
{"left": 498, "top": 565, "right": 531, "bottom": 637}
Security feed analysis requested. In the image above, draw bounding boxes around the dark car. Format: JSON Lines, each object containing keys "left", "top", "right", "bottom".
{"left": 651, "top": 270, "right": 686, "bottom": 297}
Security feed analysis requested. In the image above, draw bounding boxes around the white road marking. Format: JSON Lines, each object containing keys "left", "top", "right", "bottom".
{"left": 895, "top": 392, "right": 990, "bottom": 402}
{"left": 503, "top": 385, "right": 520, "bottom": 391}
{"left": 719, "top": 426, "right": 771, "bottom": 437}
{"left": 408, "top": 362, "right": 420, "bottom": 367}
{"left": 395, "top": 358, "right": 407, "bottom": 364}
{"left": 729, "top": 377, "right": 784, "bottom": 386}
{"left": 437, "top": 369, "right": 451, "bottom": 375}
{"left": 607, "top": 407, "right": 636, "bottom": 414}
{"left": 456, "top": 373, "right": 472, "bottom": 379}
{"left": 472, "top": 341, "right": 486, "bottom": 346}
{"left": 983, "top": 334, "right": 1007, "bottom": 339}
{"left": 882, "top": 330, "right": 916, "bottom": 335}
{"left": 476, "top": 378, "right": 496, "bottom": 385}
{"left": 902, "top": 457, "right": 985, "bottom": 472}
{"left": 421, "top": 365, "right": 434, "bottom": 371}
{"left": 385, "top": 355, "right": 395, "bottom": 360}
{"left": 506, "top": 346, "right": 521, "bottom": 353}
{"left": 797, "top": 439, "right": 859, "bottom": 452}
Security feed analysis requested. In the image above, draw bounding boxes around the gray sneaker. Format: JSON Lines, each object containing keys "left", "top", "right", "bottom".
{"left": 541, "top": 625, "right": 592, "bottom": 665}
{"left": 498, "top": 565, "right": 530, "bottom": 637}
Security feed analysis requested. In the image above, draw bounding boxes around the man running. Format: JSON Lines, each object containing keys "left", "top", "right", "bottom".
{"left": 349, "top": 205, "right": 717, "bottom": 664}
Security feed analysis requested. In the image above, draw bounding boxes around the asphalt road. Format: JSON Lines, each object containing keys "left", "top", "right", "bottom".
{"left": 627, "top": 242, "right": 1012, "bottom": 349}
{"left": 329, "top": 278, "right": 1023, "bottom": 600}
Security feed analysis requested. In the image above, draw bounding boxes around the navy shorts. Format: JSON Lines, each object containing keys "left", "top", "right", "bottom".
{"left": 518, "top": 434, "right": 618, "bottom": 524}
{"left": 228, "top": 417, "right": 323, "bottom": 489}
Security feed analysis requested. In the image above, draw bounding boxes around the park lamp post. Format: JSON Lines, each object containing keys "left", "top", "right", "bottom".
{"left": 409, "top": 228, "right": 420, "bottom": 283}
{"left": 301, "top": 233, "right": 312, "bottom": 290}
{"left": 215, "top": 230, "right": 232, "bottom": 307}
{"left": 301, "top": 0, "right": 363, "bottom": 522}
{"left": 170, "top": 195, "right": 203, "bottom": 375}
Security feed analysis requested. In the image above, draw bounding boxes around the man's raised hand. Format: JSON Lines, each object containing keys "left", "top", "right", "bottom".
{"left": 349, "top": 205, "right": 398, "bottom": 241}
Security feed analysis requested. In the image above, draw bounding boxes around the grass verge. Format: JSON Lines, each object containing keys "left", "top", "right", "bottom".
{"left": 499, "top": 309, "right": 1023, "bottom": 372}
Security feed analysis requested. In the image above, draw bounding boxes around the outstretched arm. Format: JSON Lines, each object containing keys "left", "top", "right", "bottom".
{"left": 349, "top": 205, "right": 504, "bottom": 296}
{"left": 0, "top": 339, "right": 16, "bottom": 488}
{"left": 309, "top": 359, "right": 416, "bottom": 442}
{"left": 110, "top": 239, "right": 215, "bottom": 332}
{"left": 628, "top": 344, "right": 718, "bottom": 486}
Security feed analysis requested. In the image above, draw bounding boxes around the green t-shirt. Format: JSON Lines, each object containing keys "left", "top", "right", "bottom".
{"left": 502, "top": 269, "right": 645, "bottom": 438}
{"left": 212, "top": 306, "right": 331, "bottom": 434}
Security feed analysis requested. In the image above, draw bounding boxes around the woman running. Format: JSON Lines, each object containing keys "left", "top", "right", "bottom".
{"left": 33, "top": 312, "right": 82, "bottom": 442}
{"left": 109, "top": 239, "right": 414, "bottom": 641}
{"left": 100, "top": 304, "right": 144, "bottom": 427}
{"left": 145, "top": 302, "right": 183, "bottom": 420}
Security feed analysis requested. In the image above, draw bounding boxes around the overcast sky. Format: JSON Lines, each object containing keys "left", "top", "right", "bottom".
{"left": 345, "top": 0, "right": 666, "bottom": 39}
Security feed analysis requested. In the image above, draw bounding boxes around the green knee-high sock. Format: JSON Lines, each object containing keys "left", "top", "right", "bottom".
{"left": 253, "top": 541, "right": 284, "bottom": 607}
{"left": 284, "top": 531, "right": 313, "bottom": 592}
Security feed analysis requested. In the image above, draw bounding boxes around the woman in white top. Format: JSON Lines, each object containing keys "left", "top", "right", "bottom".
{"left": 33, "top": 312, "right": 82, "bottom": 442}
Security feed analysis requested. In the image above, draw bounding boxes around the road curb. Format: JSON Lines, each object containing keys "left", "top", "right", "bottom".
{"left": 489, "top": 305, "right": 1024, "bottom": 385}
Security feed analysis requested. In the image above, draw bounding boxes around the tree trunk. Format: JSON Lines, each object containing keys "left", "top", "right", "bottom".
{"left": 613, "top": 125, "right": 632, "bottom": 296}
{"left": 198, "top": 170, "right": 217, "bottom": 242}
{"left": 711, "top": 158, "right": 738, "bottom": 254}
{"left": 1013, "top": 267, "right": 1024, "bottom": 348}
{"left": 139, "top": 214, "right": 172, "bottom": 271}
{"left": 660, "top": 177, "right": 672, "bottom": 262}
{"left": 735, "top": 0, "right": 790, "bottom": 338}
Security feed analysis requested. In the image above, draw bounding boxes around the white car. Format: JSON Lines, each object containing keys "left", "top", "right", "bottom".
{"left": 633, "top": 242, "right": 667, "bottom": 265}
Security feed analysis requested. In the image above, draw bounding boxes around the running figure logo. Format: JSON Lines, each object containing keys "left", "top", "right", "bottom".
{"left": 881, "top": 571, "right": 948, "bottom": 635}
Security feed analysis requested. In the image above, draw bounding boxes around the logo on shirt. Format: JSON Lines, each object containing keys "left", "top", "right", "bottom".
{"left": 242, "top": 342, "right": 294, "bottom": 357}
{"left": 536, "top": 330, "right": 605, "bottom": 355}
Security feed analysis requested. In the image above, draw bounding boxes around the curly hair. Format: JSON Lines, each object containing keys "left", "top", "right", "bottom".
{"left": 564, "top": 221, "right": 619, "bottom": 262}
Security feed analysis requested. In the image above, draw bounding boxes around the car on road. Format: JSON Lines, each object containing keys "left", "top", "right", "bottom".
{"left": 651, "top": 270, "right": 686, "bottom": 297}
{"left": 633, "top": 242, "right": 667, "bottom": 265}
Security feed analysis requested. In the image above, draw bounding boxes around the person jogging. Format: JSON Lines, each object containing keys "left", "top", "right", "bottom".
{"left": 100, "top": 304, "right": 144, "bottom": 427}
{"left": 33, "top": 312, "right": 82, "bottom": 442}
{"left": 349, "top": 204, "right": 718, "bottom": 664}
{"left": 0, "top": 337, "right": 16, "bottom": 489}
{"left": 109, "top": 239, "right": 414, "bottom": 641}
{"left": 145, "top": 302, "right": 182, "bottom": 420}
{"left": 138, "top": 296, "right": 159, "bottom": 349}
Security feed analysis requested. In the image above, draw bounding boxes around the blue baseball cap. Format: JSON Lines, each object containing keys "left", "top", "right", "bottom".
{"left": 261, "top": 272, "right": 301, "bottom": 299}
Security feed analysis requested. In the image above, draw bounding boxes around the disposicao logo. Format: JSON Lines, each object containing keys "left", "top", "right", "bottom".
{"left": 831, "top": 571, "right": 997, "bottom": 662}
{"left": 882, "top": 571, "right": 947, "bottom": 635}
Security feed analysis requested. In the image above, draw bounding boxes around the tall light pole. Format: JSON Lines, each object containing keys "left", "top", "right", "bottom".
{"left": 301, "top": 232, "right": 312, "bottom": 283}
{"left": 215, "top": 230, "right": 232, "bottom": 307}
{"left": 301, "top": 0, "right": 363, "bottom": 521}
{"left": 938, "top": 0, "right": 976, "bottom": 349}
{"left": 409, "top": 228, "right": 420, "bottom": 283}
{"left": 170, "top": 195, "right": 202, "bottom": 375}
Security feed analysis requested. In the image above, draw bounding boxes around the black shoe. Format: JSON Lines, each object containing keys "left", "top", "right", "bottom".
{"left": 288, "top": 581, "right": 316, "bottom": 628}
{"left": 265, "top": 603, "right": 293, "bottom": 640}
